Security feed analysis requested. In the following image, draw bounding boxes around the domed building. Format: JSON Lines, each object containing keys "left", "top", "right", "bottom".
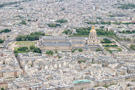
{"left": 88, "top": 25, "right": 100, "bottom": 45}
{"left": 38, "top": 26, "right": 101, "bottom": 51}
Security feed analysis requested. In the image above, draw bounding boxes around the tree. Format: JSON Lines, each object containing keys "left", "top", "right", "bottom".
{"left": 78, "top": 48, "right": 83, "bottom": 52}
{"left": 48, "top": 24, "right": 61, "bottom": 27}
{"left": 30, "top": 45, "right": 35, "bottom": 51}
{"left": 1, "top": 88, "right": 4, "bottom": 90}
{"left": 58, "top": 55, "right": 61, "bottom": 58}
{"left": 56, "top": 19, "right": 67, "bottom": 23}
{"left": 0, "top": 29, "right": 11, "bottom": 33}
{"left": 101, "top": 38, "right": 112, "bottom": 43}
{"left": 46, "top": 50, "right": 53, "bottom": 55}
{"left": 33, "top": 48, "right": 41, "bottom": 53}
{"left": 16, "top": 32, "right": 45, "bottom": 41}
{"left": 0, "top": 39, "right": 4, "bottom": 43}
{"left": 17, "top": 47, "right": 28, "bottom": 52}
{"left": 20, "top": 20, "right": 27, "bottom": 25}
{"left": 130, "top": 44, "right": 135, "bottom": 50}
{"left": 78, "top": 60, "right": 86, "bottom": 64}
{"left": 73, "top": 27, "right": 116, "bottom": 38}
{"left": 62, "top": 29, "right": 71, "bottom": 35}
{"left": 55, "top": 50, "right": 58, "bottom": 53}
{"left": 14, "top": 46, "right": 41, "bottom": 57}
{"left": 96, "top": 48, "right": 102, "bottom": 52}
{"left": 30, "top": 32, "right": 45, "bottom": 36}
{"left": 72, "top": 49, "right": 77, "bottom": 53}
{"left": 118, "top": 4, "right": 135, "bottom": 9}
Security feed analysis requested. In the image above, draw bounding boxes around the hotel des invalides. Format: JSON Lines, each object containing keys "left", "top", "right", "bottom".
{"left": 38, "top": 26, "right": 101, "bottom": 51}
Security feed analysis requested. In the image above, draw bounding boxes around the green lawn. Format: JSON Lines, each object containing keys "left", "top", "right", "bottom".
{"left": 15, "top": 41, "right": 36, "bottom": 46}
{"left": 104, "top": 47, "right": 122, "bottom": 53}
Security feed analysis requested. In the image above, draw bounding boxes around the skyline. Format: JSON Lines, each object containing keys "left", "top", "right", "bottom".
{"left": 0, "top": 0, "right": 135, "bottom": 90}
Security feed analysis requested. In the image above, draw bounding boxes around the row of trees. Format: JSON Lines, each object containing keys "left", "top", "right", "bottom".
{"left": 96, "top": 29, "right": 115, "bottom": 37}
{"left": 101, "top": 38, "right": 113, "bottom": 43}
{"left": 86, "top": 21, "right": 111, "bottom": 25}
{"left": 86, "top": 21, "right": 133, "bottom": 25}
{"left": 103, "top": 45, "right": 118, "bottom": 47}
{"left": 113, "top": 22, "right": 133, "bottom": 25}
{"left": 1, "top": 88, "right": 4, "bottom": 90}
{"left": 16, "top": 32, "right": 45, "bottom": 41}
{"left": 0, "top": 39, "right": 4, "bottom": 43}
{"left": 118, "top": 4, "right": 135, "bottom": 9}
{"left": 119, "top": 30, "right": 135, "bottom": 34}
{"left": 72, "top": 48, "right": 83, "bottom": 53}
{"left": 72, "top": 27, "right": 116, "bottom": 37}
{"left": 130, "top": 44, "right": 135, "bottom": 50}
{"left": 96, "top": 48, "right": 102, "bottom": 52}
{"left": 20, "top": 20, "right": 27, "bottom": 25}
{"left": 46, "top": 50, "right": 54, "bottom": 55}
{"left": 78, "top": 60, "right": 86, "bottom": 64}
{"left": 14, "top": 45, "right": 41, "bottom": 56}
{"left": 46, "top": 50, "right": 59, "bottom": 55}
{"left": 48, "top": 24, "right": 61, "bottom": 27}
{"left": 74, "top": 27, "right": 91, "bottom": 36}
{"left": 0, "top": 0, "right": 31, "bottom": 8}
{"left": 56, "top": 19, "right": 67, "bottom": 23}
{"left": 62, "top": 29, "right": 72, "bottom": 35}
{"left": 46, "top": 50, "right": 62, "bottom": 58}
{"left": 48, "top": 19, "right": 67, "bottom": 28}
{"left": 0, "top": 29, "right": 11, "bottom": 33}
{"left": 118, "top": 37, "right": 132, "bottom": 42}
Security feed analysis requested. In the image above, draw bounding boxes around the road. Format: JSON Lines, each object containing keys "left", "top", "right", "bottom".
{"left": 99, "top": 37, "right": 128, "bottom": 51}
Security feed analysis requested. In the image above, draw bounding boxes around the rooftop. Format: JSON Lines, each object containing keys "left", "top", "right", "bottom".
{"left": 73, "top": 79, "right": 91, "bottom": 84}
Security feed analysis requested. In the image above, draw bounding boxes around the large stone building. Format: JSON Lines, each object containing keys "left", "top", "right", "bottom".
{"left": 17, "top": 52, "right": 71, "bottom": 71}
{"left": 0, "top": 82, "right": 8, "bottom": 90}
{"left": 87, "top": 25, "right": 100, "bottom": 45}
{"left": 87, "top": 26, "right": 101, "bottom": 51}
{"left": 38, "top": 26, "right": 101, "bottom": 51}
{"left": 38, "top": 36, "right": 73, "bottom": 51}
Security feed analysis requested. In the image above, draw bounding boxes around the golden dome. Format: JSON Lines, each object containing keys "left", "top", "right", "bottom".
{"left": 92, "top": 25, "right": 95, "bottom": 29}
{"left": 90, "top": 25, "right": 96, "bottom": 33}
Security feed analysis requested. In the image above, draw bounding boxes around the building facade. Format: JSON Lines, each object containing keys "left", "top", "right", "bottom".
{"left": 88, "top": 25, "right": 100, "bottom": 45}
{"left": 38, "top": 26, "right": 100, "bottom": 51}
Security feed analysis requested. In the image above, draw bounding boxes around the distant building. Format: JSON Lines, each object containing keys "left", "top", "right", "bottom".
{"left": 38, "top": 36, "right": 72, "bottom": 51}
{"left": 0, "top": 82, "right": 8, "bottom": 90}
{"left": 38, "top": 26, "right": 101, "bottom": 51}
{"left": 88, "top": 25, "right": 100, "bottom": 45}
